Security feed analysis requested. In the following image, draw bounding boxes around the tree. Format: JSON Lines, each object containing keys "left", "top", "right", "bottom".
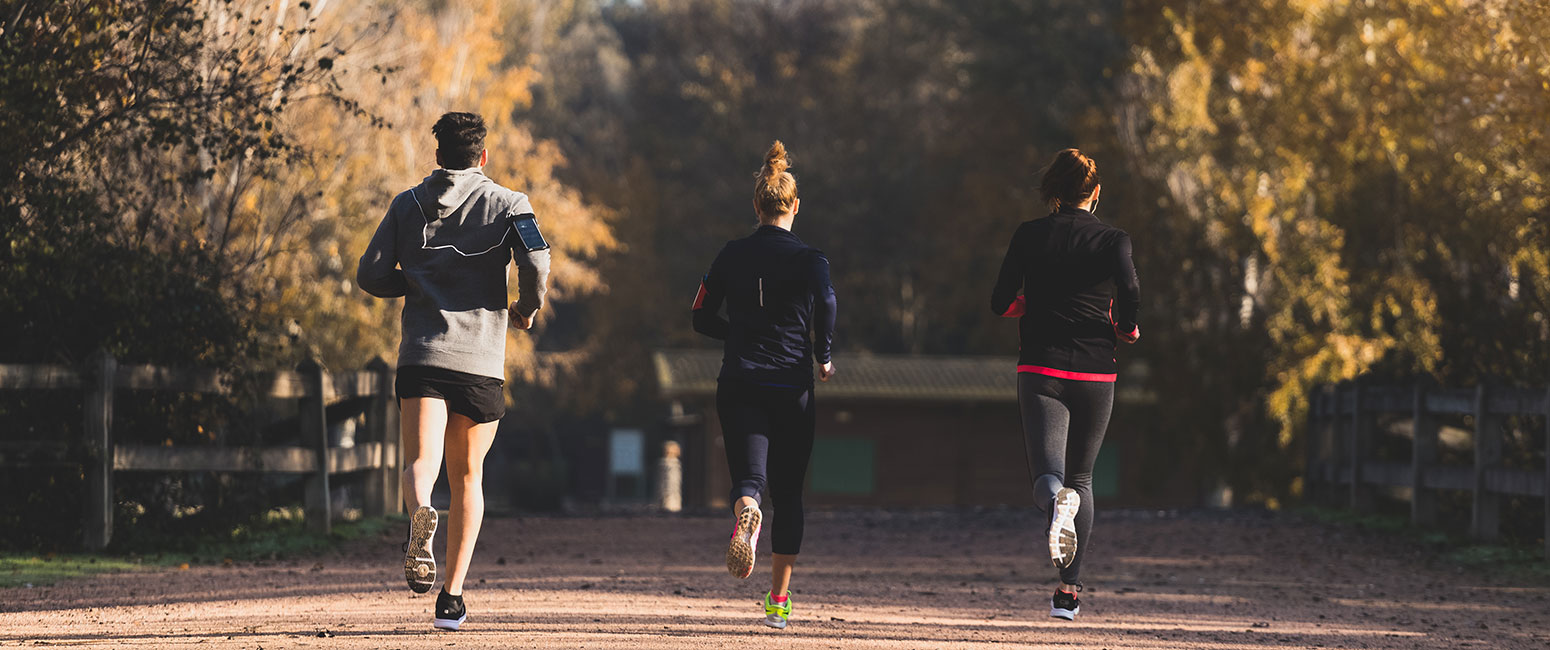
{"left": 1122, "top": 0, "right": 1550, "bottom": 502}
{"left": 0, "top": 0, "right": 359, "bottom": 547}
{"left": 249, "top": 0, "right": 618, "bottom": 381}
{"left": 510, "top": 0, "right": 1129, "bottom": 413}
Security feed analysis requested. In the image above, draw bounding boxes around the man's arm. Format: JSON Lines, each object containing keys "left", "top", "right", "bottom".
{"left": 510, "top": 242, "right": 551, "bottom": 328}
{"left": 357, "top": 201, "right": 407, "bottom": 298}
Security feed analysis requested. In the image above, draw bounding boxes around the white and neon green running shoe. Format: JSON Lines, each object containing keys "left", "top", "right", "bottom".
{"left": 762, "top": 590, "right": 792, "bottom": 629}
{"left": 726, "top": 505, "right": 762, "bottom": 579}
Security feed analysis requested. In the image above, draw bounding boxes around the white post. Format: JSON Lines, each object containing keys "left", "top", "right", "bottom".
{"left": 657, "top": 440, "right": 683, "bottom": 513}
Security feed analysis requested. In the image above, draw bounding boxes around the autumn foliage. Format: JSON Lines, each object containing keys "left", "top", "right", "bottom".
{"left": 2, "top": 0, "right": 1547, "bottom": 532}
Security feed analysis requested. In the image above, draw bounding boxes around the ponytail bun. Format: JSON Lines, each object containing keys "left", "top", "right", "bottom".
{"left": 753, "top": 140, "right": 798, "bottom": 218}
{"left": 760, "top": 140, "right": 790, "bottom": 181}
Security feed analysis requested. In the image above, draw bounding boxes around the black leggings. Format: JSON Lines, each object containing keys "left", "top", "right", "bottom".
{"left": 717, "top": 380, "right": 816, "bottom": 555}
{"left": 1018, "top": 373, "right": 1115, "bottom": 585}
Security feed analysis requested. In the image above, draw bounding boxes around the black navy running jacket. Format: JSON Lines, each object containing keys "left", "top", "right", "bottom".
{"left": 990, "top": 205, "right": 1140, "bottom": 381}
{"left": 693, "top": 225, "right": 837, "bottom": 387}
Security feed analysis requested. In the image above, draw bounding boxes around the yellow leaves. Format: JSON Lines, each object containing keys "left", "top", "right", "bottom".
{"left": 1493, "top": 22, "right": 1517, "bottom": 53}
{"left": 1239, "top": 58, "right": 1268, "bottom": 95}
{"left": 1376, "top": 124, "right": 1399, "bottom": 155}
{"left": 1510, "top": 219, "right": 1550, "bottom": 278}
{"left": 182, "top": 0, "right": 617, "bottom": 376}
{"left": 1134, "top": 0, "right": 1550, "bottom": 488}
{"left": 1164, "top": 58, "right": 1217, "bottom": 136}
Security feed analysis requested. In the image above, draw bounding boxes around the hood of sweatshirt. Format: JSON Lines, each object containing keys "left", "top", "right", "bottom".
{"left": 418, "top": 167, "right": 492, "bottom": 220}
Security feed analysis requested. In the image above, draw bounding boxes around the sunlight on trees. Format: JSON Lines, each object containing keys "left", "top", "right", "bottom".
{"left": 1126, "top": 0, "right": 1550, "bottom": 498}
{"left": 234, "top": 0, "right": 618, "bottom": 381}
{"left": 4, "top": 0, "right": 1545, "bottom": 515}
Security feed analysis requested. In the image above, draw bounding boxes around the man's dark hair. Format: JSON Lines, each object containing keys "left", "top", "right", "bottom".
{"left": 432, "top": 112, "right": 487, "bottom": 169}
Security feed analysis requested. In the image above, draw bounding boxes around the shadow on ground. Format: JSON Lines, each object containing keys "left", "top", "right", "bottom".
{"left": 1, "top": 509, "right": 1546, "bottom": 649}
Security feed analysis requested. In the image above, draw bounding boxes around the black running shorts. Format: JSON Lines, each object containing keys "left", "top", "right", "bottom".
{"left": 395, "top": 365, "right": 505, "bottom": 424}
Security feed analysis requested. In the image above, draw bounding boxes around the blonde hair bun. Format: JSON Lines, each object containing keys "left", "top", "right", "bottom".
{"left": 760, "top": 140, "right": 790, "bottom": 180}
{"left": 753, "top": 140, "right": 798, "bottom": 218}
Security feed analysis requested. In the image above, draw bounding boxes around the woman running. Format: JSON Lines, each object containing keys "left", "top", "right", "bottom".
{"left": 990, "top": 148, "right": 1140, "bottom": 621}
{"left": 691, "top": 141, "right": 837, "bottom": 630}
{"left": 357, "top": 111, "right": 551, "bottom": 631}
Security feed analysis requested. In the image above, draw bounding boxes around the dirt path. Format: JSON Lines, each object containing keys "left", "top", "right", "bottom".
{"left": 2, "top": 510, "right": 1546, "bottom": 649}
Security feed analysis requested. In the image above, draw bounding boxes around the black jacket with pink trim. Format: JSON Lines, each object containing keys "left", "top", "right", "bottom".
{"left": 990, "top": 206, "right": 1140, "bottom": 377}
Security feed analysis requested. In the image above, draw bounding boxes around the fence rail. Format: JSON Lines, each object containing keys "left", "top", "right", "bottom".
{"left": 0, "top": 351, "right": 401, "bottom": 550}
{"left": 1305, "top": 382, "right": 1549, "bottom": 561}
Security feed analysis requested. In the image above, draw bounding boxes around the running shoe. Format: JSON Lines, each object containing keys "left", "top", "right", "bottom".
{"left": 763, "top": 590, "right": 792, "bottom": 629}
{"left": 1049, "top": 586, "right": 1081, "bottom": 620}
{"left": 433, "top": 589, "right": 467, "bottom": 630}
{"left": 726, "top": 504, "right": 762, "bottom": 579}
{"left": 404, "top": 505, "right": 438, "bottom": 594}
{"left": 1048, "top": 487, "right": 1080, "bottom": 569}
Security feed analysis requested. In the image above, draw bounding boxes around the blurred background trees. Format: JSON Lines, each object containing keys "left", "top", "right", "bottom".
{"left": 3, "top": 0, "right": 1547, "bottom": 543}
{"left": 1124, "top": 0, "right": 1550, "bottom": 502}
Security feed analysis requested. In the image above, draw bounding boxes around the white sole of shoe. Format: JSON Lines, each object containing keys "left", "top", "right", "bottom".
{"left": 726, "top": 506, "right": 762, "bottom": 579}
{"left": 763, "top": 614, "right": 788, "bottom": 629}
{"left": 1049, "top": 605, "right": 1078, "bottom": 620}
{"left": 405, "top": 506, "right": 438, "bottom": 594}
{"left": 432, "top": 614, "right": 466, "bottom": 631}
{"left": 1048, "top": 488, "right": 1080, "bottom": 569}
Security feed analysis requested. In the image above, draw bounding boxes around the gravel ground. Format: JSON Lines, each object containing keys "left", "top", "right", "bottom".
{"left": 2, "top": 509, "right": 1547, "bottom": 649}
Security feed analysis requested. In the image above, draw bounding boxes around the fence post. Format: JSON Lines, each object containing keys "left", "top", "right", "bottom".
{"left": 82, "top": 350, "right": 117, "bottom": 551}
{"left": 1471, "top": 383, "right": 1500, "bottom": 541}
{"left": 1304, "top": 389, "right": 1323, "bottom": 505}
{"left": 1335, "top": 381, "right": 1350, "bottom": 496}
{"left": 363, "top": 357, "right": 398, "bottom": 517}
{"left": 1302, "top": 390, "right": 1315, "bottom": 504}
{"left": 1349, "top": 381, "right": 1373, "bottom": 512}
{"left": 299, "top": 358, "right": 331, "bottom": 535}
{"left": 1411, "top": 382, "right": 1438, "bottom": 526}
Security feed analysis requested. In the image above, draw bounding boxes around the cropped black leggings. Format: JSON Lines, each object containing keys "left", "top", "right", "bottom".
{"left": 717, "top": 380, "right": 816, "bottom": 555}
{"left": 1018, "top": 373, "right": 1115, "bottom": 585}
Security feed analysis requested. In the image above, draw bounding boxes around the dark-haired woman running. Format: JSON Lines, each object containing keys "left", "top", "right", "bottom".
{"left": 692, "top": 140, "right": 837, "bottom": 630}
{"left": 991, "top": 148, "right": 1140, "bottom": 621}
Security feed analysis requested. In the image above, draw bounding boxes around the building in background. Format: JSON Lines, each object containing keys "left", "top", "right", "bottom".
{"left": 654, "top": 350, "right": 1163, "bottom": 510}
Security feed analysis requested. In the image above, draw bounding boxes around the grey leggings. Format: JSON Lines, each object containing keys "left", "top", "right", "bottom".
{"left": 1018, "top": 372, "right": 1115, "bottom": 585}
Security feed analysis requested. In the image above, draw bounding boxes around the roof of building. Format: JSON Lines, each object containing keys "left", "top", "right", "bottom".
{"left": 654, "top": 349, "right": 1154, "bottom": 404}
{"left": 654, "top": 349, "right": 1024, "bottom": 403}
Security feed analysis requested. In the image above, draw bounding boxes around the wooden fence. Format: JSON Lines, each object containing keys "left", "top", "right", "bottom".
{"left": 1305, "top": 382, "right": 1549, "bottom": 560}
{"left": 0, "top": 351, "right": 400, "bottom": 550}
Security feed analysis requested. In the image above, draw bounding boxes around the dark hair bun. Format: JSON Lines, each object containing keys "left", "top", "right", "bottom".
{"left": 1039, "top": 148, "right": 1099, "bottom": 209}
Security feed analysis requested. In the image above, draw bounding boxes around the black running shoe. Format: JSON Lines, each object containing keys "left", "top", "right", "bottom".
{"left": 433, "top": 589, "right": 467, "bottom": 630}
{"left": 1049, "top": 586, "right": 1081, "bottom": 620}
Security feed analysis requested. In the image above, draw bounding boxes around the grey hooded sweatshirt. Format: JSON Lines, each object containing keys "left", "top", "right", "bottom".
{"left": 356, "top": 167, "right": 550, "bottom": 380}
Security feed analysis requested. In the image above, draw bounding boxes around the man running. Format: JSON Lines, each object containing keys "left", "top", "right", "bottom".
{"left": 357, "top": 111, "right": 551, "bottom": 631}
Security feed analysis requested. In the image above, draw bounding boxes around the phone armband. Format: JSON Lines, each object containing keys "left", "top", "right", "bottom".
{"left": 509, "top": 213, "right": 550, "bottom": 252}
